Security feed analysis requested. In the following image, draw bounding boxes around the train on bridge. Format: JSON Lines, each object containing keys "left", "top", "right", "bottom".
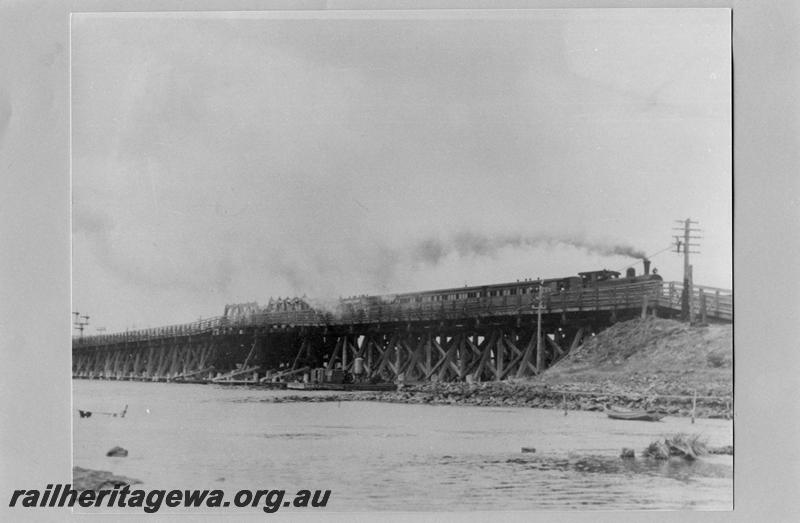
{"left": 336, "top": 260, "right": 660, "bottom": 317}
{"left": 73, "top": 259, "right": 731, "bottom": 385}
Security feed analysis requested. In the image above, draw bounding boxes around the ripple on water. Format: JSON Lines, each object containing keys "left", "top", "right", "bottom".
{"left": 73, "top": 381, "right": 732, "bottom": 511}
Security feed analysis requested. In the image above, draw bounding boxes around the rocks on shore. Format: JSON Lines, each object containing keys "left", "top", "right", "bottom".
{"left": 73, "top": 467, "right": 141, "bottom": 491}
{"left": 708, "top": 445, "right": 733, "bottom": 455}
{"left": 642, "top": 434, "right": 708, "bottom": 461}
{"left": 253, "top": 380, "right": 731, "bottom": 419}
{"left": 106, "top": 446, "right": 128, "bottom": 457}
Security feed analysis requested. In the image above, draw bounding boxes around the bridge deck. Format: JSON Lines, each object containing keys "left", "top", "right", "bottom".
{"left": 73, "top": 281, "right": 730, "bottom": 349}
{"left": 72, "top": 281, "right": 731, "bottom": 383}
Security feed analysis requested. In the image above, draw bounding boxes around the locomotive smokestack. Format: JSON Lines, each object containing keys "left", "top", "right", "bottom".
{"left": 643, "top": 259, "right": 651, "bottom": 275}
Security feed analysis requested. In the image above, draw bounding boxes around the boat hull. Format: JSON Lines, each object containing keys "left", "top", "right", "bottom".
{"left": 605, "top": 407, "right": 667, "bottom": 422}
{"left": 286, "top": 382, "right": 397, "bottom": 392}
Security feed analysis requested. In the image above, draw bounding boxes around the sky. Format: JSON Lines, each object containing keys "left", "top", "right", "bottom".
{"left": 70, "top": 9, "right": 732, "bottom": 333}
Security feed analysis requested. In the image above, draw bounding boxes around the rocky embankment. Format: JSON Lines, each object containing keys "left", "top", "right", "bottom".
{"left": 540, "top": 317, "right": 732, "bottom": 398}
{"left": 73, "top": 467, "right": 141, "bottom": 491}
{"left": 263, "top": 318, "right": 732, "bottom": 419}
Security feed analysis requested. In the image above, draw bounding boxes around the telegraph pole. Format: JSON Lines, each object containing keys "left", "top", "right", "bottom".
{"left": 673, "top": 219, "right": 701, "bottom": 322}
{"left": 535, "top": 280, "right": 546, "bottom": 372}
{"left": 72, "top": 312, "right": 90, "bottom": 337}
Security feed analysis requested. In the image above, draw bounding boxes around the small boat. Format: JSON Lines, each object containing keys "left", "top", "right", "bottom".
{"left": 76, "top": 404, "right": 126, "bottom": 418}
{"left": 286, "top": 382, "right": 343, "bottom": 391}
{"left": 285, "top": 382, "right": 397, "bottom": 391}
{"left": 605, "top": 405, "right": 667, "bottom": 422}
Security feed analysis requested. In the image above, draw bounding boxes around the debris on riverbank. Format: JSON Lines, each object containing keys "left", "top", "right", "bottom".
{"left": 73, "top": 467, "right": 141, "bottom": 491}
{"left": 248, "top": 379, "right": 730, "bottom": 418}
{"left": 707, "top": 445, "right": 734, "bottom": 455}
{"left": 642, "top": 434, "right": 708, "bottom": 461}
{"left": 489, "top": 452, "right": 732, "bottom": 482}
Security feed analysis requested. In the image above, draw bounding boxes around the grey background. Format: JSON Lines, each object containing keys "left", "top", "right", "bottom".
{"left": 70, "top": 9, "right": 731, "bottom": 333}
{"left": 0, "top": 0, "right": 797, "bottom": 521}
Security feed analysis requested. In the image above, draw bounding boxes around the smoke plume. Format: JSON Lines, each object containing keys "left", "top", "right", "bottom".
{"left": 257, "top": 230, "right": 647, "bottom": 302}
{"left": 411, "top": 232, "right": 647, "bottom": 266}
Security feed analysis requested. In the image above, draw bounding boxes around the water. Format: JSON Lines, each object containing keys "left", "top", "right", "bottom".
{"left": 73, "top": 380, "right": 732, "bottom": 512}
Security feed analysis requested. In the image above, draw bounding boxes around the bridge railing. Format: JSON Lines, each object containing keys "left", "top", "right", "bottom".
{"left": 72, "top": 309, "right": 333, "bottom": 347}
{"left": 656, "top": 281, "right": 733, "bottom": 321}
{"left": 72, "top": 316, "right": 229, "bottom": 347}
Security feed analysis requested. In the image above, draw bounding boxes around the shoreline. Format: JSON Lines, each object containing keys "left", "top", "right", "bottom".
{"left": 73, "top": 378, "right": 733, "bottom": 419}
{"left": 257, "top": 381, "right": 733, "bottom": 419}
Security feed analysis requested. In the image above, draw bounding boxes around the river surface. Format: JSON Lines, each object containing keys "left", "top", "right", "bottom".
{"left": 73, "top": 380, "right": 732, "bottom": 512}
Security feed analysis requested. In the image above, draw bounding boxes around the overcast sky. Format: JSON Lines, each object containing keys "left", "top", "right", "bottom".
{"left": 71, "top": 9, "right": 731, "bottom": 333}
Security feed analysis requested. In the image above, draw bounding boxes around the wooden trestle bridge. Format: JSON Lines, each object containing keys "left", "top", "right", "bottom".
{"left": 72, "top": 281, "right": 731, "bottom": 384}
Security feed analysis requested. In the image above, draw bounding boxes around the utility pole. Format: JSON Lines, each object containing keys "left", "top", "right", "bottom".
{"left": 673, "top": 219, "right": 702, "bottom": 322}
{"left": 535, "top": 280, "right": 547, "bottom": 372}
{"left": 72, "top": 312, "right": 90, "bottom": 337}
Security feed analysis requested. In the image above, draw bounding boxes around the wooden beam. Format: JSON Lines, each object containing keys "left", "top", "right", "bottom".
{"left": 211, "top": 365, "right": 260, "bottom": 382}
{"left": 495, "top": 335, "right": 505, "bottom": 381}
{"left": 145, "top": 345, "right": 157, "bottom": 378}
{"left": 425, "top": 334, "right": 432, "bottom": 376}
{"left": 292, "top": 337, "right": 308, "bottom": 370}
{"left": 547, "top": 336, "right": 564, "bottom": 357}
{"left": 364, "top": 335, "right": 374, "bottom": 375}
{"left": 426, "top": 335, "right": 454, "bottom": 379}
{"left": 372, "top": 333, "right": 397, "bottom": 377}
{"left": 504, "top": 335, "right": 523, "bottom": 358}
{"left": 241, "top": 336, "right": 259, "bottom": 369}
{"left": 470, "top": 331, "right": 496, "bottom": 381}
{"left": 438, "top": 334, "right": 461, "bottom": 381}
{"left": 342, "top": 335, "right": 349, "bottom": 370}
{"left": 516, "top": 331, "right": 536, "bottom": 378}
{"left": 569, "top": 328, "right": 585, "bottom": 353}
{"left": 326, "top": 337, "right": 343, "bottom": 370}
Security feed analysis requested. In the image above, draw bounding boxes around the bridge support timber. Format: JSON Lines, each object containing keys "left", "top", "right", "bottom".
{"left": 73, "top": 316, "right": 606, "bottom": 383}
